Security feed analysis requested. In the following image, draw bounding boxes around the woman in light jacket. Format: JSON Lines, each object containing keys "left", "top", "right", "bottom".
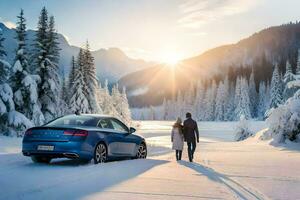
{"left": 171, "top": 117, "right": 184, "bottom": 161}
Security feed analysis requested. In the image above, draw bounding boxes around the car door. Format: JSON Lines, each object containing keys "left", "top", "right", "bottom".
{"left": 109, "top": 118, "right": 137, "bottom": 156}
{"left": 97, "top": 118, "right": 120, "bottom": 156}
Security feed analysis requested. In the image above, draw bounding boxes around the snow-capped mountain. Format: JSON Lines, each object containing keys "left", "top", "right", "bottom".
{"left": 119, "top": 22, "right": 300, "bottom": 107}
{"left": 0, "top": 22, "right": 152, "bottom": 82}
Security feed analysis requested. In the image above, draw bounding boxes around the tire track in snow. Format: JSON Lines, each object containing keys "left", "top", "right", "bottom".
{"left": 180, "top": 162, "right": 270, "bottom": 200}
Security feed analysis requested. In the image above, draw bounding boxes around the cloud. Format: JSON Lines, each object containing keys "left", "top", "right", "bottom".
{"left": 178, "top": 0, "right": 260, "bottom": 29}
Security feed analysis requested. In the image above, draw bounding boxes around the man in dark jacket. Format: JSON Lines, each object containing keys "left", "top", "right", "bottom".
{"left": 183, "top": 112, "right": 199, "bottom": 162}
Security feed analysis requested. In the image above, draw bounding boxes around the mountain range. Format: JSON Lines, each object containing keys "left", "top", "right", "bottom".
{"left": 0, "top": 22, "right": 152, "bottom": 82}
{"left": 119, "top": 22, "right": 300, "bottom": 107}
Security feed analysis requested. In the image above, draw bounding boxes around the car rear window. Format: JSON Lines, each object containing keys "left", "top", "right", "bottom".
{"left": 45, "top": 115, "right": 98, "bottom": 127}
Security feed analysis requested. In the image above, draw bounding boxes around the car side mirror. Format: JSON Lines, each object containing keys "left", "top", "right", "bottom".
{"left": 129, "top": 127, "right": 136, "bottom": 134}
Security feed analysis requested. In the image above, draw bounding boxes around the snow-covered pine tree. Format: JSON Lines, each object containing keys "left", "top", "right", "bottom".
{"left": 285, "top": 51, "right": 300, "bottom": 95}
{"left": 269, "top": 63, "right": 283, "bottom": 109}
{"left": 234, "top": 77, "right": 251, "bottom": 120}
{"left": 257, "top": 81, "right": 268, "bottom": 120}
{"left": 194, "top": 81, "right": 205, "bottom": 121}
{"left": 0, "top": 29, "right": 10, "bottom": 116}
{"left": 0, "top": 28, "right": 8, "bottom": 85}
{"left": 296, "top": 49, "right": 300, "bottom": 77}
{"left": 162, "top": 98, "right": 167, "bottom": 120}
{"left": 0, "top": 29, "right": 33, "bottom": 136}
{"left": 10, "top": 9, "right": 44, "bottom": 126}
{"left": 10, "top": 9, "right": 26, "bottom": 99}
{"left": 33, "top": 8, "right": 60, "bottom": 122}
{"left": 68, "top": 56, "right": 76, "bottom": 91}
{"left": 83, "top": 41, "right": 101, "bottom": 114}
{"left": 100, "top": 80, "right": 115, "bottom": 115}
{"left": 248, "top": 69, "right": 258, "bottom": 118}
{"left": 69, "top": 48, "right": 90, "bottom": 113}
{"left": 57, "top": 67, "right": 69, "bottom": 116}
{"left": 148, "top": 106, "right": 156, "bottom": 120}
{"left": 32, "top": 7, "right": 48, "bottom": 74}
{"left": 120, "top": 87, "right": 131, "bottom": 124}
{"left": 283, "top": 60, "right": 295, "bottom": 101}
{"left": 215, "top": 81, "right": 226, "bottom": 121}
{"left": 47, "top": 16, "right": 60, "bottom": 65}
{"left": 184, "top": 84, "right": 195, "bottom": 116}
{"left": 224, "top": 80, "right": 235, "bottom": 121}
{"left": 111, "top": 84, "right": 121, "bottom": 110}
{"left": 233, "top": 77, "right": 241, "bottom": 120}
{"left": 176, "top": 90, "right": 184, "bottom": 119}
{"left": 203, "top": 81, "right": 216, "bottom": 121}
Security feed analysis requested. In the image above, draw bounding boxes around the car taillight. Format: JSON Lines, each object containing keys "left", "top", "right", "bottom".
{"left": 64, "top": 130, "right": 76, "bottom": 135}
{"left": 64, "top": 130, "right": 88, "bottom": 137}
{"left": 25, "top": 129, "right": 32, "bottom": 136}
{"left": 74, "top": 130, "right": 88, "bottom": 137}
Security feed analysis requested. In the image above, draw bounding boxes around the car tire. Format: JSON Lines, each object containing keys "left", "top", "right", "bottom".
{"left": 136, "top": 143, "right": 147, "bottom": 159}
{"left": 94, "top": 143, "right": 107, "bottom": 164}
{"left": 31, "top": 156, "right": 51, "bottom": 164}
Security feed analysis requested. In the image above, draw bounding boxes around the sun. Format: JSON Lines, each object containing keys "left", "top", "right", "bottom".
{"left": 160, "top": 52, "right": 182, "bottom": 66}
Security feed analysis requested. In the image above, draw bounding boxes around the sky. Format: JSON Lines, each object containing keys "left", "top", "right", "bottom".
{"left": 1, "top": 0, "right": 300, "bottom": 62}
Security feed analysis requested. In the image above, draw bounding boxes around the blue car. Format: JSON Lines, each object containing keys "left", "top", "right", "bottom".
{"left": 22, "top": 114, "right": 147, "bottom": 164}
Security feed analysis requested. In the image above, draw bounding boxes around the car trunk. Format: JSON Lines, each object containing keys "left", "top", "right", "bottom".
{"left": 25, "top": 127, "right": 79, "bottom": 142}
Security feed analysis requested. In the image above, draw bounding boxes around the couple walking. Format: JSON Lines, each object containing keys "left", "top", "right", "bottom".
{"left": 171, "top": 112, "right": 199, "bottom": 162}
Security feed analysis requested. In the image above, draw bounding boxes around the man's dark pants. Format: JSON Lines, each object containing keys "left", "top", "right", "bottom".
{"left": 187, "top": 140, "right": 196, "bottom": 162}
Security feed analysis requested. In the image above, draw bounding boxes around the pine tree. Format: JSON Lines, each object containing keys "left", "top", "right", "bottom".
{"left": 296, "top": 49, "right": 300, "bottom": 77}
{"left": 69, "top": 48, "right": 89, "bottom": 113}
{"left": 82, "top": 41, "right": 101, "bottom": 114}
{"left": 184, "top": 83, "right": 195, "bottom": 116}
{"left": 34, "top": 7, "right": 60, "bottom": 122}
{"left": 225, "top": 81, "right": 235, "bottom": 121}
{"left": 162, "top": 98, "right": 167, "bottom": 120}
{"left": 269, "top": 63, "right": 283, "bottom": 109}
{"left": 194, "top": 81, "right": 205, "bottom": 121}
{"left": 111, "top": 84, "right": 122, "bottom": 115}
{"left": 68, "top": 56, "right": 76, "bottom": 91}
{"left": 0, "top": 28, "right": 32, "bottom": 136}
{"left": 248, "top": 69, "right": 258, "bottom": 117}
{"left": 47, "top": 16, "right": 60, "bottom": 64}
{"left": 0, "top": 29, "right": 9, "bottom": 84}
{"left": 234, "top": 77, "right": 251, "bottom": 120}
{"left": 215, "top": 81, "right": 226, "bottom": 121}
{"left": 257, "top": 81, "right": 268, "bottom": 120}
{"left": 203, "top": 81, "right": 216, "bottom": 121}
{"left": 33, "top": 7, "right": 48, "bottom": 74}
{"left": 11, "top": 9, "right": 44, "bottom": 125}
{"left": 120, "top": 87, "right": 131, "bottom": 124}
{"left": 10, "top": 9, "right": 27, "bottom": 99}
{"left": 176, "top": 91, "right": 184, "bottom": 119}
{"left": 100, "top": 80, "right": 118, "bottom": 116}
{"left": 57, "top": 68, "right": 69, "bottom": 116}
{"left": 283, "top": 60, "right": 295, "bottom": 101}
{"left": 0, "top": 28, "right": 10, "bottom": 115}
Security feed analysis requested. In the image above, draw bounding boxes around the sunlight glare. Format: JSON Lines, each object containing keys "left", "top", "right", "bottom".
{"left": 160, "top": 51, "right": 182, "bottom": 66}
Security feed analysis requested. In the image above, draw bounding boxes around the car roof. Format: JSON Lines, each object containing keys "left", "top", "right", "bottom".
{"left": 64, "top": 114, "right": 114, "bottom": 119}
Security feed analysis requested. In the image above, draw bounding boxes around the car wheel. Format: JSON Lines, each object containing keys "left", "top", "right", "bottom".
{"left": 94, "top": 143, "right": 107, "bottom": 164}
{"left": 136, "top": 143, "right": 147, "bottom": 159}
{"left": 31, "top": 156, "right": 51, "bottom": 164}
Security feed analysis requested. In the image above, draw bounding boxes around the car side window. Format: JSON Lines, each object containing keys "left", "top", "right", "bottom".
{"left": 98, "top": 118, "right": 114, "bottom": 129}
{"left": 110, "top": 119, "right": 128, "bottom": 133}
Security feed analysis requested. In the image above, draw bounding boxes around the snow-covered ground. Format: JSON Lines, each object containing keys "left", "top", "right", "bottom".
{"left": 1, "top": 121, "right": 300, "bottom": 200}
